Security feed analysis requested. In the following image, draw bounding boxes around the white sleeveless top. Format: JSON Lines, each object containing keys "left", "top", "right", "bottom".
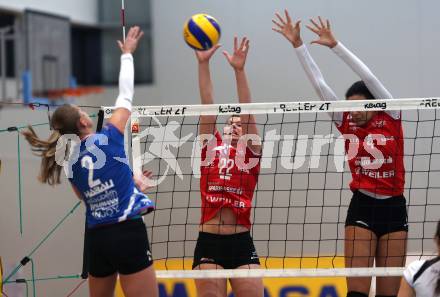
{"left": 403, "top": 257, "right": 440, "bottom": 297}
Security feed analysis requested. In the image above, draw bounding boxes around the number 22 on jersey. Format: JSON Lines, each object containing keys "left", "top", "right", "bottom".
{"left": 219, "top": 157, "right": 234, "bottom": 180}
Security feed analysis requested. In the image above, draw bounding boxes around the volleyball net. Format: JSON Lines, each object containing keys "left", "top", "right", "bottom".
{"left": 102, "top": 97, "right": 440, "bottom": 278}
{"left": 1, "top": 98, "right": 439, "bottom": 295}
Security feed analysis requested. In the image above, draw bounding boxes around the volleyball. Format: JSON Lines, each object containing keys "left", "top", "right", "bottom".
{"left": 183, "top": 14, "right": 221, "bottom": 51}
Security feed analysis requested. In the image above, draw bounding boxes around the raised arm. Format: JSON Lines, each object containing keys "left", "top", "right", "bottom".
{"left": 223, "top": 37, "right": 261, "bottom": 154}
{"left": 195, "top": 45, "right": 221, "bottom": 136}
{"left": 332, "top": 42, "right": 393, "bottom": 99}
{"left": 307, "top": 17, "right": 393, "bottom": 100}
{"left": 108, "top": 26, "right": 144, "bottom": 133}
{"left": 273, "top": 10, "right": 342, "bottom": 125}
{"left": 307, "top": 17, "right": 399, "bottom": 119}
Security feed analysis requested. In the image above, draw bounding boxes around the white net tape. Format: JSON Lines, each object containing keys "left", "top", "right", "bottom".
{"left": 156, "top": 267, "right": 405, "bottom": 279}
{"left": 103, "top": 97, "right": 440, "bottom": 118}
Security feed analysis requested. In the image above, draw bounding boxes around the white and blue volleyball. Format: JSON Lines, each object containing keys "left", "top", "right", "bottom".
{"left": 183, "top": 14, "right": 221, "bottom": 51}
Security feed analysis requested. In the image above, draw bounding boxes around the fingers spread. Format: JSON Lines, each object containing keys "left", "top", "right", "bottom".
{"left": 318, "top": 16, "right": 325, "bottom": 28}
{"left": 222, "top": 50, "right": 231, "bottom": 61}
{"left": 309, "top": 18, "right": 321, "bottom": 30}
{"left": 306, "top": 24, "right": 319, "bottom": 35}
{"left": 128, "top": 26, "right": 137, "bottom": 38}
{"left": 244, "top": 39, "right": 250, "bottom": 53}
{"left": 275, "top": 12, "right": 287, "bottom": 25}
{"left": 284, "top": 9, "right": 292, "bottom": 23}
{"left": 239, "top": 37, "right": 247, "bottom": 51}
{"left": 137, "top": 30, "right": 145, "bottom": 41}
{"left": 272, "top": 19, "right": 284, "bottom": 29}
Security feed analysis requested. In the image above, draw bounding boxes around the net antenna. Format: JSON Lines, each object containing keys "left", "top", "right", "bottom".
{"left": 121, "top": 0, "right": 126, "bottom": 42}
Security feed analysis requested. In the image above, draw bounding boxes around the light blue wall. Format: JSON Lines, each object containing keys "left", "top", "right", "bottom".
{"left": 131, "top": 0, "right": 440, "bottom": 106}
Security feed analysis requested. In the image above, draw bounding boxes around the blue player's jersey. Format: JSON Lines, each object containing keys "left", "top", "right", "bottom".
{"left": 69, "top": 123, "right": 154, "bottom": 228}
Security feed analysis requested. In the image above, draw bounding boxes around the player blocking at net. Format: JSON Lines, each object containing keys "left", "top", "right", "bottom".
{"left": 273, "top": 10, "right": 407, "bottom": 297}
{"left": 192, "top": 36, "right": 264, "bottom": 297}
{"left": 22, "top": 27, "right": 159, "bottom": 297}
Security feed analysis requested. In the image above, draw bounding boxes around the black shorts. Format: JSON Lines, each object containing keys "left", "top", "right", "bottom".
{"left": 345, "top": 190, "right": 408, "bottom": 238}
{"left": 87, "top": 218, "right": 153, "bottom": 277}
{"left": 192, "top": 232, "right": 260, "bottom": 270}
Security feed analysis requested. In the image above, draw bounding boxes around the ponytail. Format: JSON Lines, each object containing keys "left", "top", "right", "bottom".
{"left": 22, "top": 126, "right": 63, "bottom": 185}
{"left": 22, "top": 104, "right": 82, "bottom": 185}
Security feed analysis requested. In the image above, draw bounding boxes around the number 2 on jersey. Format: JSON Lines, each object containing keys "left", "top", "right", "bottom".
{"left": 81, "top": 156, "right": 102, "bottom": 188}
{"left": 219, "top": 157, "right": 234, "bottom": 180}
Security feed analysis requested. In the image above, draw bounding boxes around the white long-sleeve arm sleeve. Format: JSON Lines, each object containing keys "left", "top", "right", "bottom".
{"left": 332, "top": 42, "right": 399, "bottom": 119}
{"left": 294, "top": 44, "right": 343, "bottom": 124}
{"left": 115, "top": 53, "right": 135, "bottom": 111}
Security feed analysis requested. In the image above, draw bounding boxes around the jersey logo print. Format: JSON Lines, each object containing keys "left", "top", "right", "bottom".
{"left": 200, "top": 258, "right": 216, "bottom": 263}
{"left": 355, "top": 220, "right": 370, "bottom": 228}
{"left": 134, "top": 117, "right": 193, "bottom": 185}
{"left": 250, "top": 250, "right": 259, "bottom": 260}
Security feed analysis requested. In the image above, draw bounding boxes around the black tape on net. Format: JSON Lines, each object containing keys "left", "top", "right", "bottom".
{"left": 96, "top": 110, "right": 104, "bottom": 133}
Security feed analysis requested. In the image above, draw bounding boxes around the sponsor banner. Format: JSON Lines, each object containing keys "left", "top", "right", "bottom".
{"left": 103, "top": 97, "right": 440, "bottom": 118}
{"left": 116, "top": 258, "right": 347, "bottom": 297}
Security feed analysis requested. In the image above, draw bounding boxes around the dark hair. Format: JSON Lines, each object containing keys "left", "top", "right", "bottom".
{"left": 345, "top": 80, "right": 375, "bottom": 100}
{"left": 436, "top": 220, "right": 440, "bottom": 295}
{"left": 22, "top": 104, "right": 81, "bottom": 185}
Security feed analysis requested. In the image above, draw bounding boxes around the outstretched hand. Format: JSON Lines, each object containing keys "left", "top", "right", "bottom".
{"left": 306, "top": 17, "right": 338, "bottom": 48}
{"left": 134, "top": 170, "right": 155, "bottom": 193}
{"left": 223, "top": 36, "right": 250, "bottom": 71}
{"left": 118, "top": 26, "right": 144, "bottom": 54}
{"left": 272, "top": 9, "right": 302, "bottom": 48}
{"left": 195, "top": 44, "right": 222, "bottom": 64}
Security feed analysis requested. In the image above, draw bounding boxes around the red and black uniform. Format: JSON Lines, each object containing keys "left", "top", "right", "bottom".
{"left": 338, "top": 112, "right": 408, "bottom": 237}
{"left": 193, "top": 130, "right": 261, "bottom": 269}
{"left": 338, "top": 111, "right": 405, "bottom": 196}
{"left": 200, "top": 130, "right": 260, "bottom": 229}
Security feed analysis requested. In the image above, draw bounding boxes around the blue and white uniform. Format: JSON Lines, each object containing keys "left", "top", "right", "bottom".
{"left": 69, "top": 123, "right": 154, "bottom": 228}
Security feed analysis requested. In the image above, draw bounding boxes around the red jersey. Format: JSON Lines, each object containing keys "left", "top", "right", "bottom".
{"left": 200, "top": 130, "right": 260, "bottom": 229}
{"left": 337, "top": 111, "right": 405, "bottom": 196}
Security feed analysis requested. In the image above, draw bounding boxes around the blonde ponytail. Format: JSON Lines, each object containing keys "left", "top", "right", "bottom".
{"left": 22, "top": 126, "right": 63, "bottom": 185}
{"left": 22, "top": 104, "right": 82, "bottom": 185}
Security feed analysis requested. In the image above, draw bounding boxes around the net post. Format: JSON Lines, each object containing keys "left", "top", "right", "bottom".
{"left": 121, "top": 0, "right": 126, "bottom": 43}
